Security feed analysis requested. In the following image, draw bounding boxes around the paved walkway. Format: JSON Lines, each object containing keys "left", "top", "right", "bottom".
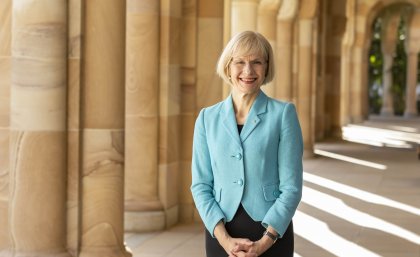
{"left": 125, "top": 138, "right": 420, "bottom": 257}
{"left": 343, "top": 115, "right": 420, "bottom": 149}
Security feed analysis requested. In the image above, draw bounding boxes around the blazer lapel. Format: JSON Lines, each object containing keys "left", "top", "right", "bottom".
{"left": 240, "top": 91, "right": 268, "bottom": 143}
{"left": 220, "top": 95, "right": 242, "bottom": 148}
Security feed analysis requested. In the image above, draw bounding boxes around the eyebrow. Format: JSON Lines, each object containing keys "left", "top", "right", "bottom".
{"left": 232, "top": 57, "right": 265, "bottom": 61}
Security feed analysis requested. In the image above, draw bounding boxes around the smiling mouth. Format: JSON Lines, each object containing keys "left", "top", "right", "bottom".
{"left": 240, "top": 78, "right": 257, "bottom": 83}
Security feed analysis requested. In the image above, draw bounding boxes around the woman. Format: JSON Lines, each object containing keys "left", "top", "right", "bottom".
{"left": 191, "top": 31, "right": 303, "bottom": 257}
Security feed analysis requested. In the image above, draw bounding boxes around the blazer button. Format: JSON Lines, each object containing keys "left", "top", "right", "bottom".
{"left": 235, "top": 153, "right": 242, "bottom": 160}
{"left": 273, "top": 191, "right": 280, "bottom": 197}
{"left": 237, "top": 179, "right": 244, "bottom": 186}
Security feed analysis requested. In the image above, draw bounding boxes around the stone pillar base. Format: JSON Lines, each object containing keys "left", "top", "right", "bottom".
{"left": 350, "top": 115, "right": 364, "bottom": 124}
{"left": 380, "top": 108, "right": 394, "bottom": 116}
{"left": 165, "top": 205, "right": 179, "bottom": 228}
{"left": 331, "top": 126, "right": 343, "bottom": 139}
{"left": 124, "top": 210, "right": 165, "bottom": 232}
{"left": 404, "top": 111, "right": 418, "bottom": 118}
{"left": 178, "top": 203, "right": 195, "bottom": 223}
{"left": 124, "top": 205, "right": 179, "bottom": 232}
{"left": 303, "top": 149, "right": 315, "bottom": 159}
{"left": 79, "top": 247, "right": 132, "bottom": 257}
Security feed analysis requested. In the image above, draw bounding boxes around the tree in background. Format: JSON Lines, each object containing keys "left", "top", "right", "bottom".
{"left": 368, "top": 17, "right": 383, "bottom": 114}
{"left": 368, "top": 10, "right": 419, "bottom": 115}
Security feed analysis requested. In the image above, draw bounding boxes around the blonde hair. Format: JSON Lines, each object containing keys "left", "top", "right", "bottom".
{"left": 216, "top": 31, "right": 275, "bottom": 85}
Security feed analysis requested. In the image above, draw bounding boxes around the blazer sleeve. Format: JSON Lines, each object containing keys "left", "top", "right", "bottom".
{"left": 190, "top": 108, "right": 226, "bottom": 237}
{"left": 262, "top": 103, "right": 303, "bottom": 237}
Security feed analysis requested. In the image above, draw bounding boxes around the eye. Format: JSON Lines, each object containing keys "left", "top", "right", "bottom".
{"left": 234, "top": 61, "right": 245, "bottom": 65}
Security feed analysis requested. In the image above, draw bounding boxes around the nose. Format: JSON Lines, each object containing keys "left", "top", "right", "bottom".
{"left": 243, "top": 62, "right": 254, "bottom": 74}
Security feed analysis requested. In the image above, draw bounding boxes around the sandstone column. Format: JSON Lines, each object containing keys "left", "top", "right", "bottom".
{"left": 9, "top": 0, "right": 70, "bottom": 256}
{"left": 298, "top": 18, "right": 315, "bottom": 157}
{"left": 159, "top": 0, "right": 182, "bottom": 228}
{"left": 351, "top": 45, "right": 368, "bottom": 122}
{"left": 404, "top": 9, "right": 420, "bottom": 117}
{"left": 124, "top": 0, "right": 163, "bottom": 232}
{"left": 257, "top": 0, "right": 282, "bottom": 98}
{"left": 297, "top": 0, "right": 318, "bottom": 157}
{"left": 67, "top": 0, "right": 83, "bottom": 255}
{"left": 224, "top": 0, "right": 259, "bottom": 98}
{"left": 326, "top": 0, "right": 347, "bottom": 136}
{"left": 340, "top": 0, "right": 356, "bottom": 128}
{"left": 231, "top": 0, "right": 259, "bottom": 35}
{"left": 224, "top": 0, "right": 232, "bottom": 45}
{"left": 315, "top": 0, "right": 327, "bottom": 140}
{"left": 0, "top": 0, "right": 11, "bottom": 254}
{"left": 380, "top": 11, "right": 400, "bottom": 116}
{"left": 276, "top": 0, "right": 299, "bottom": 102}
{"left": 349, "top": 3, "right": 372, "bottom": 123}
{"left": 197, "top": 0, "right": 224, "bottom": 110}
{"left": 404, "top": 52, "right": 419, "bottom": 117}
{"left": 79, "top": 0, "right": 130, "bottom": 256}
{"left": 179, "top": 0, "right": 198, "bottom": 222}
{"left": 192, "top": 0, "right": 224, "bottom": 221}
{"left": 223, "top": 0, "right": 232, "bottom": 99}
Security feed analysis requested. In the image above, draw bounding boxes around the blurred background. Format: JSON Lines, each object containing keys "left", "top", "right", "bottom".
{"left": 0, "top": 0, "right": 419, "bottom": 256}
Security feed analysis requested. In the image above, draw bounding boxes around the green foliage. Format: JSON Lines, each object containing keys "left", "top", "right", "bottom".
{"left": 368, "top": 18, "right": 384, "bottom": 114}
{"left": 368, "top": 15, "right": 419, "bottom": 115}
{"left": 392, "top": 18, "right": 407, "bottom": 115}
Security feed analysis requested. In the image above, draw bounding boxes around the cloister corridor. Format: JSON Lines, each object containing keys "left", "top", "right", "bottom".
{"left": 2, "top": 1, "right": 420, "bottom": 256}
{"left": 124, "top": 117, "right": 420, "bottom": 257}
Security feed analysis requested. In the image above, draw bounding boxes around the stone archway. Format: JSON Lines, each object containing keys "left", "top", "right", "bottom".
{"left": 366, "top": 1, "right": 420, "bottom": 118}
{"left": 340, "top": 0, "right": 420, "bottom": 126}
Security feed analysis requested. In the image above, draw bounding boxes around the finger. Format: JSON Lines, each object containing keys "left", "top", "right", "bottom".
{"left": 234, "top": 250, "right": 257, "bottom": 257}
{"left": 229, "top": 250, "right": 240, "bottom": 257}
{"left": 244, "top": 253, "right": 258, "bottom": 257}
{"left": 234, "top": 244, "right": 250, "bottom": 252}
{"left": 239, "top": 239, "right": 254, "bottom": 245}
{"left": 235, "top": 241, "right": 254, "bottom": 251}
{"left": 232, "top": 252, "right": 245, "bottom": 257}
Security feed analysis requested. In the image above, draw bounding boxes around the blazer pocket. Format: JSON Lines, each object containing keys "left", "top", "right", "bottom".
{"left": 213, "top": 187, "right": 222, "bottom": 203}
{"left": 262, "top": 183, "right": 280, "bottom": 202}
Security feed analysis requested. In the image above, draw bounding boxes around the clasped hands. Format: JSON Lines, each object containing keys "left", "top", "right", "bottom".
{"left": 221, "top": 236, "right": 272, "bottom": 257}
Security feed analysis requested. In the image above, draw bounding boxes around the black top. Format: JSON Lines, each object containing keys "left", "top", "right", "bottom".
{"left": 237, "top": 124, "right": 244, "bottom": 135}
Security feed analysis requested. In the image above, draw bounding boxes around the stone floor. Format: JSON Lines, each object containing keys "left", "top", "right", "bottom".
{"left": 125, "top": 136, "right": 420, "bottom": 256}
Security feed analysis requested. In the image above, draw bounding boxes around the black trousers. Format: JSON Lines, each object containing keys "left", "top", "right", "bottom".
{"left": 205, "top": 205, "right": 294, "bottom": 257}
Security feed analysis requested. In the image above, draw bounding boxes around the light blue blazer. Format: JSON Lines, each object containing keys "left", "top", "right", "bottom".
{"left": 191, "top": 90, "right": 303, "bottom": 238}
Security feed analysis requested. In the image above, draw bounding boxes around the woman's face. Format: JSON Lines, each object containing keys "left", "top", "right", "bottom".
{"left": 229, "top": 53, "right": 267, "bottom": 96}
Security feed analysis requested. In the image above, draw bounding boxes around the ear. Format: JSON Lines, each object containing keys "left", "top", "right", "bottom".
{"left": 225, "top": 66, "right": 231, "bottom": 79}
